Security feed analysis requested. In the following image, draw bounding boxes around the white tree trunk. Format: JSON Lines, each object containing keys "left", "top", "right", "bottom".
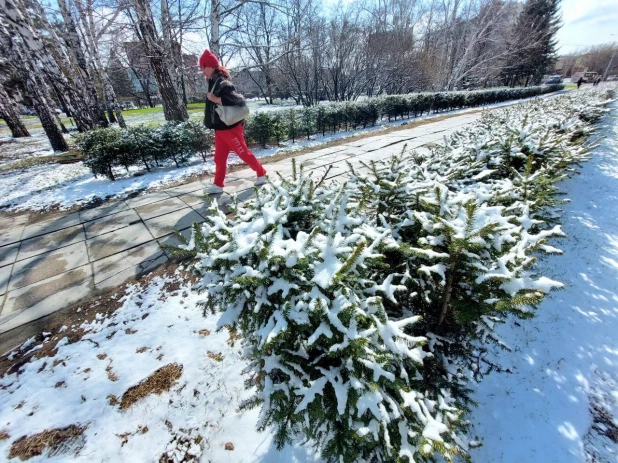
{"left": 0, "top": 23, "right": 68, "bottom": 150}
{"left": 57, "top": 0, "right": 108, "bottom": 127}
{"left": 1, "top": 0, "right": 100, "bottom": 132}
{"left": 130, "top": 0, "right": 188, "bottom": 122}
{"left": 0, "top": 84, "right": 30, "bottom": 138}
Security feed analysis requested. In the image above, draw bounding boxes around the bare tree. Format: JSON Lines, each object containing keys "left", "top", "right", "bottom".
{"left": 1, "top": 0, "right": 102, "bottom": 132}
{"left": 322, "top": 6, "right": 367, "bottom": 101}
{"left": 57, "top": 0, "right": 110, "bottom": 126}
{"left": 71, "top": 0, "right": 127, "bottom": 126}
{"left": 236, "top": 1, "right": 282, "bottom": 103}
{"left": 0, "top": 83, "right": 30, "bottom": 137}
{"left": 126, "top": 0, "right": 188, "bottom": 121}
{"left": 0, "top": 18, "right": 68, "bottom": 150}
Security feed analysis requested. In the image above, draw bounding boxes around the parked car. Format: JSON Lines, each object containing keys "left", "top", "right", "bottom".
{"left": 544, "top": 75, "right": 562, "bottom": 85}
{"left": 20, "top": 107, "right": 36, "bottom": 116}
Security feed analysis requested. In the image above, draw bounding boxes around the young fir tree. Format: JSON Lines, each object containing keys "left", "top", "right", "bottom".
{"left": 171, "top": 166, "right": 470, "bottom": 462}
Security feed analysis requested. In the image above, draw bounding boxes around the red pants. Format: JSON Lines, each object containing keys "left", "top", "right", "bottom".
{"left": 214, "top": 125, "right": 266, "bottom": 187}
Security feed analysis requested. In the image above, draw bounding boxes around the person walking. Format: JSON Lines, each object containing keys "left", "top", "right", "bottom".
{"left": 200, "top": 49, "right": 267, "bottom": 194}
{"left": 577, "top": 76, "right": 583, "bottom": 89}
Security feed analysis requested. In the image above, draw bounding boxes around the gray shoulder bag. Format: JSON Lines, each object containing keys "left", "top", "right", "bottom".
{"left": 213, "top": 78, "right": 250, "bottom": 126}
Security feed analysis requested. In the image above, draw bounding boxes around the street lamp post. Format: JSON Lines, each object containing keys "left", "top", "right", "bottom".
{"left": 604, "top": 37, "right": 617, "bottom": 81}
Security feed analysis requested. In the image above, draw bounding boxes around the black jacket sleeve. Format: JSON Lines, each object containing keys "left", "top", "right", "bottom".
{"left": 204, "top": 77, "right": 246, "bottom": 131}
{"left": 218, "top": 83, "right": 245, "bottom": 107}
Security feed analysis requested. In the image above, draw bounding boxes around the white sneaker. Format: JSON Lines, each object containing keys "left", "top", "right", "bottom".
{"left": 255, "top": 175, "right": 267, "bottom": 186}
{"left": 206, "top": 184, "right": 224, "bottom": 194}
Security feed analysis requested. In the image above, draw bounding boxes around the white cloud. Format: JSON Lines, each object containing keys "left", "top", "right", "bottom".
{"left": 557, "top": 0, "right": 618, "bottom": 54}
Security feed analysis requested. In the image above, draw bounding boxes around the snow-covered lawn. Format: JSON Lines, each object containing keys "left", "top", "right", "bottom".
{"left": 468, "top": 108, "right": 618, "bottom": 462}
{"left": 0, "top": 270, "right": 318, "bottom": 462}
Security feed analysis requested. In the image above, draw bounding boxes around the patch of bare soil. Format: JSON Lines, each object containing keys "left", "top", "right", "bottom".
{"left": 258, "top": 112, "right": 473, "bottom": 166}
{"left": 8, "top": 424, "right": 85, "bottom": 461}
{"left": 0, "top": 267, "right": 191, "bottom": 379}
{"left": 591, "top": 401, "right": 618, "bottom": 444}
{"left": 120, "top": 363, "right": 183, "bottom": 410}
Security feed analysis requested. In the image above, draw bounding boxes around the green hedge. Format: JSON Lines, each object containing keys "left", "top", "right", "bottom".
{"left": 74, "top": 121, "right": 213, "bottom": 180}
{"left": 75, "top": 86, "right": 563, "bottom": 180}
{"left": 243, "top": 85, "right": 564, "bottom": 147}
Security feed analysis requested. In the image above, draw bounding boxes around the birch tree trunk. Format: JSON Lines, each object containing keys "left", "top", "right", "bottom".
{"left": 130, "top": 0, "right": 188, "bottom": 122}
{"left": 0, "top": 84, "right": 30, "bottom": 138}
{"left": 73, "top": 0, "right": 126, "bottom": 128}
{"left": 57, "top": 0, "right": 108, "bottom": 127}
{"left": 210, "top": 0, "right": 220, "bottom": 57}
{"left": 0, "top": 0, "right": 99, "bottom": 132}
{"left": 0, "top": 23, "right": 68, "bottom": 150}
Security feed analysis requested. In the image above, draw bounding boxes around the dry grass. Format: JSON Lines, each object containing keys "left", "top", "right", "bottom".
{"left": 197, "top": 329, "right": 211, "bottom": 336}
{"left": 591, "top": 402, "right": 618, "bottom": 443}
{"left": 0, "top": 429, "right": 9, "bottom": 440}
{"left": 207, "top": 352, "right": 223, "bottom": 362}
{"left": 0, "top": 152, "right": 84, "bottom": 173}
{"left": 106, "top": 364, "right": 119, "bottom": 382}
{"left": 257, "top": 112, "right": 476, "bottom": 167}
{"left": 8, "top": 425, "right": 85, "bottom": 461}
{"left": 227, "top": 328, "right": 240, "bottom": 347}
{"left": 120, "top": 363, "right": 183, "bottom": 410}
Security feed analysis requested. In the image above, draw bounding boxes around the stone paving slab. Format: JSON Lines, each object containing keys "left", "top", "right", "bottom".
{"left": 86, "top": 222, "right": 153, "bottom": 261}
{"left": 94, "top": 241, "right": 168, "bottom": 291}
{"left": 8, "top": 242, "right": 90, "bottom": 292}
{"left": 177, "top": 191, "right": 206, "bottom": 208}
{"left": 0, "top": 243, "right": 20, "bottom": 268}
{"left": 84, "top": 209, "right": 142, "bottom": 239}
{"left": 0, "top": 264, "right": 94, "bottom": 332}
{"left": 300, "top": 152, "right": 356, "bottom": 169}
{"left": 21, "top": 212, "right": 81, "bottom": 240}
{"left": 144, "top": 208, "right": 206, "bottom": 239}
{"left": 157, "top": 227, "right": 192, "bottom": 253}
{"left": 225, "top": 177, "right": 257, "bottom": 194}
{"left": 0, "top": 222, "right": 26, "bottom": 247}
{"left": 163, "top": 181, "right": 204, "bottom": 197}
{"left": 79, "top": 201, "right": 130, "bottom": 223}
{"left": 17, "top": 225, "right": 85, "bottom": 261}
{"left": 0, "top": 265, "right": 11, "bottom": 296}
{"left": 125, "top": 191, "right": 172, "bottom": 209}
{"left": 135, "top": 197, "right": 190, "bottom": 221}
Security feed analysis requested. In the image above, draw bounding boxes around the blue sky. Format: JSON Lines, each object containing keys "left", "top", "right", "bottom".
{"left": 557, "top": 0, "right": 618, "bottom": 54}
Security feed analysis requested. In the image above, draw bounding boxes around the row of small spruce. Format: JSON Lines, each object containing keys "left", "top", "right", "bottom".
{"left": 74, "top": 85, "right": 563, "bottom": 180}
{"left": 165, "top": 87, "right": 613, "bottom": 463}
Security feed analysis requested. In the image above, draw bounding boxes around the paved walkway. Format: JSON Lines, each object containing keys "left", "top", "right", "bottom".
{"left": 0, "top": 111, "right": 481, "bottom": 336}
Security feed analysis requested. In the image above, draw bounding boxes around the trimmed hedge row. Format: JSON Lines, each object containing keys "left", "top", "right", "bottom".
{"left": 76, "top": 85, "right": 563, "bottom": 179}
{"left": 74, "top": 121, "right": 213, "bottom": 180}
{"left": 244, "top": 85, "right": 565, "bottom": 147}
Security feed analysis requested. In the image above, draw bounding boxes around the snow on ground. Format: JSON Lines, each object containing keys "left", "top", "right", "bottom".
{"left": 0, "top": 270, "right": 321, "bottom": 462}
{"left": 0, "top": 93, "right": 565, "bottom": 213}
{"left": 468, "top": 106, "right": 618, "bottom": 462}
{"left": 0, "top": 101, "right": 616, "bottom": 463}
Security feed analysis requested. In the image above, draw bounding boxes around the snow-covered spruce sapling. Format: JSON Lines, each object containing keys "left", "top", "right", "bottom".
{"left": 181, "top": 170, "right": 469, "bottom": 462}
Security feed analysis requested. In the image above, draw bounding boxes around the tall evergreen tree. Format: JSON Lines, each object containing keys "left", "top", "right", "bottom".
{"left": 502, "top": 0, "right": 561, "bottom": 86}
